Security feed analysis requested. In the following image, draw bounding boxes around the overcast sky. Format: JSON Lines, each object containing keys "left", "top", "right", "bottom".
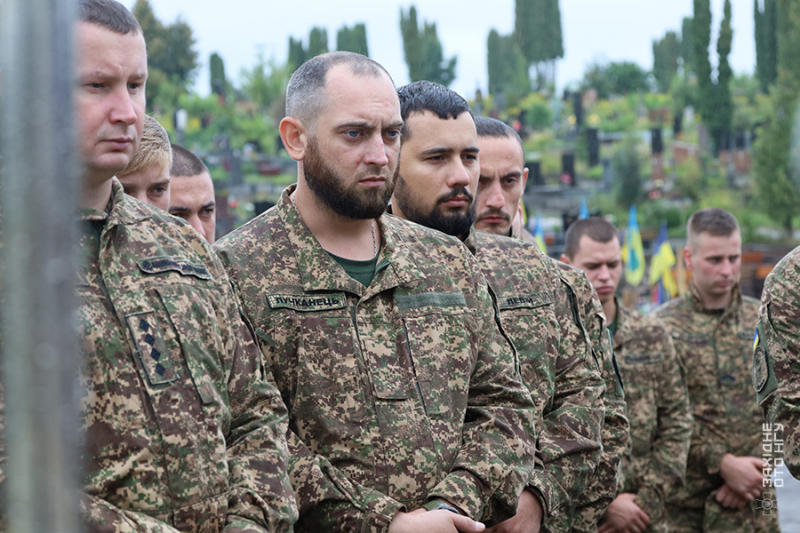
{"left": 130, "top": 0, "right": 756, "bottom": 99}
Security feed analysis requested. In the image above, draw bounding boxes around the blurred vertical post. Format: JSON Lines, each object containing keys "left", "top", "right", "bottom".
{"left": 1, "top": 0, "right": 80, "bottom": 532}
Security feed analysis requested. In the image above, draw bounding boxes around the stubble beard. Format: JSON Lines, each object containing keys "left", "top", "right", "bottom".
{"left": 303, "top": 136, "right": 396, "bottom": 220}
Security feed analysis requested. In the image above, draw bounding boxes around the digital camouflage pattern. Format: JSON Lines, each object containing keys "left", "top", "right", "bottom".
{"left": 755, "top": 245, "right": 800, "bottom": 480}
{"left": 214, "top": 186, "right": 537, "bottom": 533}
{"left": 610, "top": 299, "right": 692, "bottom": 533}
{"left": 548, "top": 264, "right": 629, "bottom": 533}
{"left": 15, "top": 179, "right": 297, "bottom": 532}
{"left": 467, "top": 229, "right": 605, "bottom": 519}
{"left": 656, "top": 283, "right": 780, "bottom": 533}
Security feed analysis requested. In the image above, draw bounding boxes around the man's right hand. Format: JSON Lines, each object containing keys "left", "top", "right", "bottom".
{"left": 389, "top": 508, "right": 486, "bottom": 533}
{"left": 719, "top": 453, "right": 766, "bottom": 502}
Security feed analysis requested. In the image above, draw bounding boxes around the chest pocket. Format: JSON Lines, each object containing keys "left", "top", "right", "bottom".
{"left": 397, "top": 292, "right": 473, "bottom": 421}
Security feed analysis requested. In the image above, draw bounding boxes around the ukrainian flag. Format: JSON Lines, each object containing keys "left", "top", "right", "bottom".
{"left": 622, "top": 205, "right": 645, "bottom": 286}
{"left": 534, "top": 212, "right": 547, "bottom": 254}
{"left": 649, "top": 221, "right": 677, "bottom": 303}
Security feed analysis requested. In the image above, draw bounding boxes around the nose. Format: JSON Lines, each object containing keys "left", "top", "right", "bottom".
{"left": 720, "top": 259, "right": 733, "bottom": 277}
{"left": 109, "top": 86, "right": 139, "bottom": 126}
{"left": 188, "top": 215, "right": 207, "bottom": 239}
{"left": 448, "top": 160, "right": 471, "bottom": 189}
{"left": 483, "top": 180, "right": 505, "bottom": 210}
{"left": 364, "top": 133, "right": 389, "bottom": 167}
{"left": 597, "top": 265, "right": 611, "bottom": 281}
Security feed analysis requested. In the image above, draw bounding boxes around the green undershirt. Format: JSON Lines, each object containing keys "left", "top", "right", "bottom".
{"left": 328, "top": 252, "right": 379, "bottom": 287}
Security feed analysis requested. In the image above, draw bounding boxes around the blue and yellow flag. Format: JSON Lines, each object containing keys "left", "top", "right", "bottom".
{"left": 622, "top": 205, "right": 645, "bottom": 286}
{"left": 534, "top": 212, "right": 547, "bottom": 254}
{"left": 649, "top": 222, "right": 677, "bottom": 303}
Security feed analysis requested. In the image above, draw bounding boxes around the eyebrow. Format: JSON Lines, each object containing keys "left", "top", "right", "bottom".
{"left": 201, "top": 201, "right": 216, "bottom": 209}
{"left": 336, "top": 121, "right": 403, "bottom": 131}
{"left": 149, "top": 178, "right": 170, "bottom": 189}
{"left": 501, "top": 171, "right": 523, "bottom": 179}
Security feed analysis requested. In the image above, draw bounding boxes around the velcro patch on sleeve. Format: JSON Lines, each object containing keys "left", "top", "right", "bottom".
{"left": 395, "top": 291, "right": 466, "bottom": 310}
{"left": 138, "top": 256, "right": 211, "bottom": 280}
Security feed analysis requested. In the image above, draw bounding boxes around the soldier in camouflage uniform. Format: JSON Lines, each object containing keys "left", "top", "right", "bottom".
{"left": 561, "top": 218, "right": 692, "bottom": 533}
{"left": 0, "top": 2, "right": 299, "bottom": 530}
{"left": 391, "top": 89, "right": 619, "bottom": 532}
{"left": 655, "top": 209, "right": 780, "bottom": 533}
{"left": 470, "top": 116, "right": 629, "bottom": 533}
{"left": 215, "top": 53, "right": 537, "bottom": 533}
{"left": 754, "top": 245, "right": 800, "bottom": 480}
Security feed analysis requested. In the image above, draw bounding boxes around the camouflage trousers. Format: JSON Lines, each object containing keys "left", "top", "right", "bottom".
{"left": 665, "top": 488, "right": 781, "bottom": 533}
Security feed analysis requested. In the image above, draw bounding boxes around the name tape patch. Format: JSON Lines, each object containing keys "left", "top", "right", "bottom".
{"left": 138, "top": 257, "right": 211, "bottom": 280}
{"left": 499, "top": 292, "right": 552, "bottom": 310}
{"left": 267, "top": 292, "right": 348, "bottom": 312}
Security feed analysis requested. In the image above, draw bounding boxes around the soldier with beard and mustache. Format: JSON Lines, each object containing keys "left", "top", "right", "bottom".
{"left": 391, "top": 82, "right": 622, "bottom": 533}
{"left": 214, "top": 52, "right": 538, "bottom": 533}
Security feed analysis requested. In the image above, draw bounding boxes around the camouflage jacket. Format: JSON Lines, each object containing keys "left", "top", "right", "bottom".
{"left": 66, "top": 179, "right": 297, "bottom": 532}
{"left": 755, "top": 245, "right": 800, "bottom": 479}
{"left": 548, "top": 265, "right": 629, "bottom": 533}
{"left": 214, "top": 187, "right": 537, "bottom": 533}
{"left": 656, "top": 283, "right": 764, "bottom": 508}
{"left": 466, "top": 229, "right": 605, "bottom": 519}
{"left": 612, "top": 299, "right": 692, "bottom": 525}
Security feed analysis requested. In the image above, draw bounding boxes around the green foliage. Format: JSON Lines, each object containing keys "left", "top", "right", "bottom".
{"left": 673, "top": 158, "right": 706, "bottom": 202}
{"left": 653, "top": 31, "right": 681, "bottom": 92}
{"left": 580, "top": 61, "right": 650, "bottom": 99}
{"left": 131, "top": 0, "right": 198, "bottom": 113}
{"left": 287, "top": 27, "right": 328, "bottom": 72}
{"left": 400, "top": 5, "right": 457, "bottom": 86}
{"left": 337, "top": 23, "right": 369, "bottom": 56}
{"left": 680, "top": 17, "right": 694, "bottom": 73}
{"left": 210, "top": 52, "right": 226, "bottom": 95}
{"left": 670, "top": 73, "right": 698, "bottom": 115}
{"left": 753, "top": 0, "right": 800, "bottom": 237}
{"left": 731, "top": 74, "right": 772, "bottom": 130}
{"left": 308, "top": 27, "right": 329, "bottom": 58}
{"left": 519, "top": 93, "right": 553, "bottom": 130}
{"left": 755, "top": 0, "right": 778, "bottom": 93}
{"left": 487, "top": 29, "right": 530, "bottom": 105}
{"left": 178, "top": 92, "right": 279, "bottom": 154}
{"left": 513, "top": 0, "right": 564, "bottom": 64}
{"left": 593, "top": 97, "right": 638, "bottom": 132}
{"left": 613, "top": 136, "right": 643, "bottom": 207}
{"left": 692, "top": 0, "right": 733, "bottom": 151}
{"left": 239, "top": 55, "right": 291, "bottom": 118}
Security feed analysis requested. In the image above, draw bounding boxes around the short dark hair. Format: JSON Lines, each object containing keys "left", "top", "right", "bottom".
{"left": 475, "top": 116, "right": 524, "bottom": 151}
{"left": 78, "top": 0, "right": 141, "bottom": 35}
{"left": 397, "top": 81, "right": 473, "bottom": 140}
{"left": 687, "top": 208, "right": 739, "bottom": 248}
{"left": 170, "top": 144, "right": 208, "bottom": 177}
{"left": 285, "top": 51, "right": 392, "bottom": 126}
{"left": 564, "top": 217, "right": 620, "bottom": 259}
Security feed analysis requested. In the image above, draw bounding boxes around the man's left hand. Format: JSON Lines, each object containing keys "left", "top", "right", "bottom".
{"left": 484, "top": 489, "right": 542, "bottom": 533}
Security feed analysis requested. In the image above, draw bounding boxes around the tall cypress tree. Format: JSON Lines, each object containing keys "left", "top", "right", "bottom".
{"left": 337, "top": 23, "right": 369, "bottom": 57}
{"left": 755, "top": 0, "right": 778, "bottom": 92}
{"left": 400, "top": 5, "right": 457, "bottom": 86}
{"left": 307, "top": 27, "right": 329, "bottom": 58}
{"left": 753, "top": 0, "right": 800, "bottom": 236}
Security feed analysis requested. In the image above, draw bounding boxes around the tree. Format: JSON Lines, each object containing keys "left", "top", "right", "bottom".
{"left": 210, "top": 52, "right": 226, "bottom": 96}
{"left": 307, "top": 27, "right": 329, "bottom": 58}
{"left": 653, "top": 31, "right": 680, "bottom": 92}
{"left": 692, "top": 0, "right": 733, "bottom": 152}
{"left": 680, "top": 17, "right": 694, "bottom": 73}
{"left": 614, "top": 136, "right": 642, "bottom": 208}
{"left": 513, "top": 0, "right": 564, "bottom": 89}
{"left": 131, "top": 0, "right": 198, "bottom": 113}
{"left": 580, "top": 61, "right": 650, "bottom": 99}
{"left": 399, "top": 6, "right": 457, "bottom": 86}
{"left": 337, "top": 23, "right": 369, "bottom": 56}
{"left": 487, "top": 29, "right": 530, "bottom": 106}
{"left": 288, "top": 37, "right": 306, "bottom": 71}
{"left": 755, "top": 0, "right": 778, "bottom": 92}
{"left": 240, "top": 55, "right": 291, "bottom": 118}
{"left": 753, "top": 0, "right": 800, "bottom": 237}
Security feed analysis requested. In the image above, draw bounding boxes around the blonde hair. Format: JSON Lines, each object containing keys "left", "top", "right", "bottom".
{"left": 119, "top": 115, "right": 172, "bottom": 177}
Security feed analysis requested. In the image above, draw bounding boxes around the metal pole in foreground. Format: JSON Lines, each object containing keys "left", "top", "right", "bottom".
{"left": 1, "top": 0, "right": 80, "bottom": 532}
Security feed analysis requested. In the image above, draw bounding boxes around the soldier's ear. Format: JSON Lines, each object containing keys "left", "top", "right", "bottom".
{"left": 279, "top": 117, "right": 308, "bottom": 161}
{"left": 683, "top": 246, "right": 693, "bottom": 271}
{"left": 559, "top": 253, "right": 571, "bottom": 265}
